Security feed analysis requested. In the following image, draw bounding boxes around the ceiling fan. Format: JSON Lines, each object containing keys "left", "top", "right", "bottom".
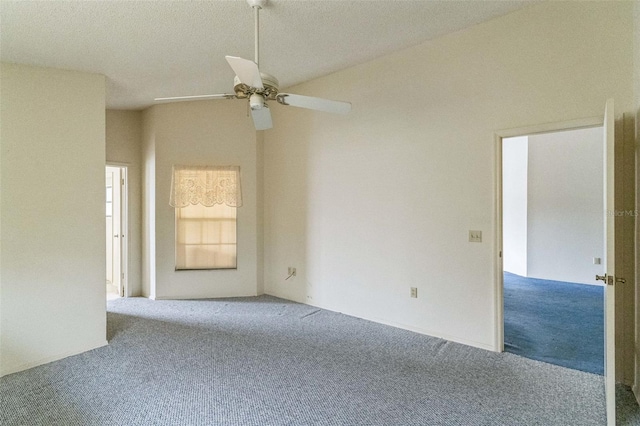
{"left": 154, "top": 0, "right": 351, "bottom": 130}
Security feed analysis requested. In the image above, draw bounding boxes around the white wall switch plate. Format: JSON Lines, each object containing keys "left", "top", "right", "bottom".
{"left": 469, "top": 230, "right": 482, "bottom": 242}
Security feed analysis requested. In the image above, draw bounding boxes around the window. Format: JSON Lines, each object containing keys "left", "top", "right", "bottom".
{"left": 170, "top": 166, "right": 242, "bottom": 270}
{"left": 175, "top": 202, "right": 237, "bottom": 269}
{"left": 106, "top": 185, "right": 113, "bottom": 217}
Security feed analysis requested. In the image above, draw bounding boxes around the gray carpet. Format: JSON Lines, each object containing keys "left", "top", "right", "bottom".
{"left": 0, "top": 295, "right": 635, "bottom": 425}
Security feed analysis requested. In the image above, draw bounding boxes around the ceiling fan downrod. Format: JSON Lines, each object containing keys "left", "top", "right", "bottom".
{"left": 248, "top": 0, "right": 267, "bottom": 66}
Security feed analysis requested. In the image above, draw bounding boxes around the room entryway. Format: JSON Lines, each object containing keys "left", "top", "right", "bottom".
{"left": 106, "top": 165, "right": 127, "bottom": 300}
{"left": 497, "top": 102, "right": 618, "bottom": 425}
{"left": 501, "top": 127, "right": 605, "bottom": 375}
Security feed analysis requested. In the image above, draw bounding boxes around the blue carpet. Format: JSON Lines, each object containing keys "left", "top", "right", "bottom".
{"left": 504, "top": 271, "right": 604, "bottom": 375}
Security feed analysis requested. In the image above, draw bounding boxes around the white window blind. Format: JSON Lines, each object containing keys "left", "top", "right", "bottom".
{"left": 171, "top": 166, "right": 241, "bottom": 270}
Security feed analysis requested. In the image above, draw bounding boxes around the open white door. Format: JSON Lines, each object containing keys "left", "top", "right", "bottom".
{"left": 106, "top": 166, "right": 125, "bottom": 298}
{"left": 600, "top": 98, "right": 616, "bottom": 426}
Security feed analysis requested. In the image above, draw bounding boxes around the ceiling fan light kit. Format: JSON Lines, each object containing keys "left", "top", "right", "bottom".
{"left": 249, "top": 93, "right": 265, "bottom": 110}
{"left": 154, "top": 0, "right": 351, "bottom": 130}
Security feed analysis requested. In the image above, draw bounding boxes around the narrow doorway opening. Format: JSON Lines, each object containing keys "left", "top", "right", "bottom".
{"left": 501, "top": 126, "right": 605, "bottom": 375}
{"left": 106, "top": 165, "right": 127, "bottom": 300}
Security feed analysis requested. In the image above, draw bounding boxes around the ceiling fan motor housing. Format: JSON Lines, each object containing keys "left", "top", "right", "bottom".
{"left": 233, "top": 72, "right": 279, "bottom": 100}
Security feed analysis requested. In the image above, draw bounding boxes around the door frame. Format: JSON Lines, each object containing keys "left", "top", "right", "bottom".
{"left": 106, "top": 163, "right": 129, "bottom": 298}
{"left": 493, "top": 115, "right": 604, "bottom": 352}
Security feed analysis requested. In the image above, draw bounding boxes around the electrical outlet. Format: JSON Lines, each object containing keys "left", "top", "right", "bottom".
{"left": 469, "top": 230, "right": 482, "bottom": 243}
{"left": 410, "top": 287, "right": 418, "bottom": 298}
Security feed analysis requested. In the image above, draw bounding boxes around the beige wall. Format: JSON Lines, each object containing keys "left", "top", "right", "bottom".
{"left": 527, "top": 128, "right": 604, "bottom": 285}
{"left": 263, "top": 0, "right": 634, "bottom": 362}
{"left": 142, "top": 101, "right": 261, "bottom": 299}
{"left": 504, "top": 129, "right": 606, "bottom": 286}
{"left": 141, "top": 107, "right": 156, "bottom": 298}
{"left": 106, "top": 110, "right": 142, "bottom": 296}
{"left": 502, "top": 136, "right": 528, "bottom": 276}
{"left": 0, "top": 63, "right": 106, "bottom": 376}
{"left": 256, "top": 130, "right": 265, "bottom": 295}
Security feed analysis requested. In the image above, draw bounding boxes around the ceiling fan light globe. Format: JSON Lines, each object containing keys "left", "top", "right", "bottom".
{"left": 249, "top": 93, "right": 265, "bottom": 110}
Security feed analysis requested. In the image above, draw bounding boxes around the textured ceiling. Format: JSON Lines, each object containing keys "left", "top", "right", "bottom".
{"left": 0, "top": 0, "right": 536, "bottom": 110}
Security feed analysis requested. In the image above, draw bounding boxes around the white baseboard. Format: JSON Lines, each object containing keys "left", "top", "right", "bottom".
{"left": 353, "top": 311, "right": 496, "bottom": 352}
{"left": 152, "top": 293, "right": 258, "bottom": 300}
{"left": 0, "top": 340, "right": 108, "bottom": 377}
{"left": 264, "top": 292, "right": 495, "bottom": 352}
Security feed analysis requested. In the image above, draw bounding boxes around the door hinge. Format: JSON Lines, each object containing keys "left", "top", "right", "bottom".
{"left": 121, "top": 178, "right": 125, "bottom": 185}
{"left": 122, "top": 272, "right": 125, "bottom": 279}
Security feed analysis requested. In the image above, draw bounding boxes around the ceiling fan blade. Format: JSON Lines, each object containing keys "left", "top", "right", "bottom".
{"left": 154, "top": 94, "right": 237, "bottom": 102}
{"left": 276, "top": 93, "right": 351, "bottom": 115}
{"left": 225, "top": 56, "right": 264, "bottom": 89}
{"left": 250, "top": 103, "right": 272, "bottom": 130}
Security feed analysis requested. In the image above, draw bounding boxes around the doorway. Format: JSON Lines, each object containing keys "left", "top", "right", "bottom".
{"left": 500, "top": 126, "right": 605, "bottom": 374}
{"left": 106, "top": 165, "right": 127, "bottom": 300}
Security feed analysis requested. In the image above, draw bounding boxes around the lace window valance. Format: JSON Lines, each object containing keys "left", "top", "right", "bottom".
{"left": 169, "top": 165, "right": 243, "bottom": 208}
